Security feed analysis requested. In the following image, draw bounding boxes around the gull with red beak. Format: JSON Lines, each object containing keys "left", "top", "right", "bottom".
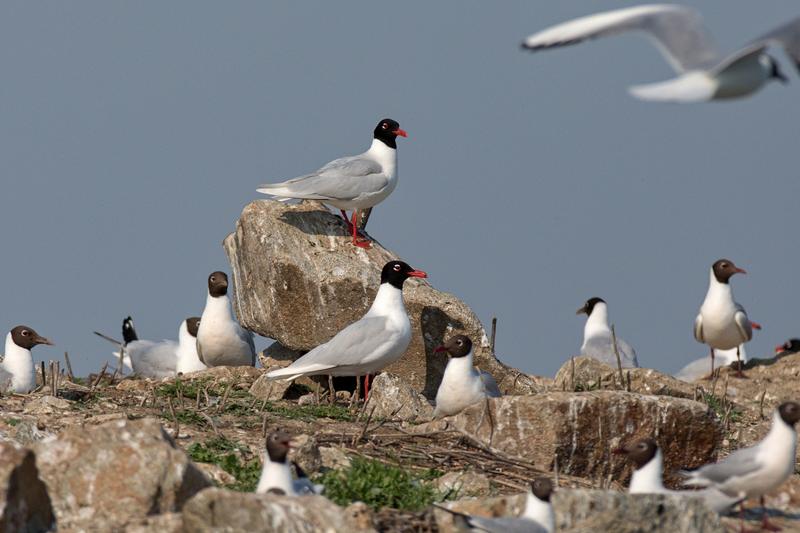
{"left": 694, "top": 259, "right": 761, "bottom": 379}
{"left": 433, "top": 335, "right": 501, "bottom": 418}
{"left": 0, "top": 325, "right": 54, "bottom": 393}
{"left": 256, "top": 430, "right": 321, "bottom": 496}
{"left": 257, "top": 118, "right": 408, "bottom": 248}
{"left": 266, "top": 261, "right": 426, "bottom": 399}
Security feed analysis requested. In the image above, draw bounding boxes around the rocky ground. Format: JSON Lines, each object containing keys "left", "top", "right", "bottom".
{"left": 2, "top": 200, "right": 798, "bottom": 532}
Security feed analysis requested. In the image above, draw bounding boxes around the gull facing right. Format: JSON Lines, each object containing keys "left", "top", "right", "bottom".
{"left": 694, "top": 259, "right": 760, "bottom": 378}
{"left": 521, "top": 5, "right": 799, "bottom": 102}
{"left": 0, "top": 325, "right": 53, "bottom": 393}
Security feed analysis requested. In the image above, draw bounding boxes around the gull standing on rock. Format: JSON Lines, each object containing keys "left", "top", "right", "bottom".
{"left": 694, "top": 259, "right": 760, "bottom": 378}
{"left": 437, "top": 478, "right": 555, "bottom": 533}
{"left": 197, "top": 271, "right": 255, "bottom": 367}
{"left": 614, "top": 438, "right": 740, "bottom": 514}
{"left": 576, "top": 297, "right": 639, "bottom": 368}
{"left": 683, "top": 401, "right": 800, "bottom": 530}
{"left": 257, "top": 118, "right": 407, "bottom": 248}
{"left": 256, "top": 430, "right": 322, "bottom": 496}
{"left": 433, "top": 335, "right": 501, "bottom": 418}
{"left": 674, "top": 345, "right": 747, "bottom": 383}
{"left": 0, "top": 326, "right": 53, "bottom": 393}
{"left": 266, "top": 261, "right": 426, "bottom": 398}
{"left": 521, "top": 5, "right": 798, "bottom": 102}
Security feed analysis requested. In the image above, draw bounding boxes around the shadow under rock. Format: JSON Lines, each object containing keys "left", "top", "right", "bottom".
{"left": 420, "top": 305, "right": 465, "bottom": 400}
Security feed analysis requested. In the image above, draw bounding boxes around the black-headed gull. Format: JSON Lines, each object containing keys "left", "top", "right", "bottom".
{"left": 576, "top": 297, "right": 639, "bottom": 368}
{"left": 196, "top": 271, "right": 255, "bottom": 367}
{"left": 437, "top": 478, "right": 555, "bottom": 533}
{"left": 257, "top": 118, "right": 407, "bottom": 248}
{"left": 266, "top": 260, "right": 426, "bottom": 397}
{"left": 256, "top": 430, "right": 322, "bottom": 496}
{"left": 521, "top": 5, "right": 798, "bottom": 102}
{"left": 694, "top": 259, "right": 761, "bottom": 378}
{"left": 775, "top": 338, "right": 800, "bottom": 357}
{"left": 674, "top": 345, "right": 746, "bottom": 383}
{"left": 0, "top": 326, "right": 53, "bottom": 393}
{"left": 683, "top": 401, "right": 800, "bottom": 530}
{"left": 433, "top": 335, "right": 501, "bottom": 418}
{"left": 614, "top": 438, "right": 740, "bottom": 514}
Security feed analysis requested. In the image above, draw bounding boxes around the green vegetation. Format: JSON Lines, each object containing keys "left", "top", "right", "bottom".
{"left": 187, "top": 437, "right": 262, "bottom": 492}
{"left": 6, "top": 418, "right": 19, "bottom": 427}
{"left": 703, "top": 393, "right": 743, "bottom": 423}
{"left": 317, "top": 457, "right": 448, "bottom": 511}
{"left": 262, "top": 401, "right": 354, "bottom": 422}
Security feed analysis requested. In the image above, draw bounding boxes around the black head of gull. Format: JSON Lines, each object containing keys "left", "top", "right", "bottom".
{"left": 122, "top": 316, "right": 138, "bottom": 345}
{"left": 576, "top": 297, "right": 605, "bottom": 316}
{"left": 778, "top": 401, "right": 800, "bottom": 426}
{"left": 712, "top": 259, "right": 746, "bottom": 284}
{"left": 266, "top": 430, "right": 293, "bottom": 463}
{"left": 208, "top": 271, "right": 229, "bottom": 297}
{"left": 373, "top": 118, "right": 407, "bottom": 149}
{"left": 531, "top": 477, "right": 554, "bottom": 502}
{"left": 186, "top": 317, "right": 201, "bottom": 338}
{"left": 775, "top": 339, "right": 800, "bottom": 356}
{"left": 435, "top": 335, "right": 472, "bottom": 358}
{"left": 10, "top": 325, "right": 54, "bottom": 350}
{"left": 380, "top": 261, "right": 427, "bottom": 290}
{"left": 614, "top": 438, "right": 659, "bottom": 468}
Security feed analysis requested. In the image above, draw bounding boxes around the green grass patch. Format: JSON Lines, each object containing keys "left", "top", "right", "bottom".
{"left": 262, "top": 401, "right": 354, "bottom": 422}
{"left": 156, "top": 378, "right": 213, "bottom": 399}
{"left": 187, "top": 437, "right": 262, "bottom": 492}
{"left": 6, "top": 418, "right": 19, "bottom": 427}
{"left": 703, "top": 393, "right": 743, "bottom": 423}
{"left": 316, "top": 457, "right": 447, "bottom": 511}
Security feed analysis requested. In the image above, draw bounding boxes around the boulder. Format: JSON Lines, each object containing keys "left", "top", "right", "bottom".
{"left": 554, "top": 357, "right": 697, "bottom": 399}
{"left": 417, "top": 392, "right": 721, "bottom": 487}
{"left": 435, "top": 489, "right": 723, "bottom": 533}
{"left": 223, "top": 200, "right": 542, "bottom": 397}
{"left": 366, "top": 373, "right": 434, "bottom": 422}
{"left": 0, "top": 442, "right": 54, "bottom": 532}
{"left": 182, "top": 488, "right": 376, "bottom": 532}
{"left": 33, "top": 417, "right": 211, "bottom": 530}
{"left": 436, "top": 471, "right": 491, "bottom": 498}
{"left": 250, "top": 373, "right": 293, "bottom": 401}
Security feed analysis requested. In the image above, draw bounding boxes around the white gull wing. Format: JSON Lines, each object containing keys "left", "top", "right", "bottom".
{"left": 266, "top": 316, "right": 396, "bottom": 379}
{"left": 521, "top": 4, "right": 719, "bottom": 73}
{"left": 683, "top": 445, "right": 763, "bottom": 487}
{"left": 693, "top": 313, "right": 704, "bottom": 343}
{"left": 581, "top": 333, "right": 639, "bottom": 368}
{"left": 128, "top": 340, "right": 179, "bottom": 379}
{"left": 733, "top": 307, "right": 753, "bottom": 343}
{"left": 257, "top": 155, "right": 386, "bottom": 201}
{"left": 628, "top": 71, "right": 717, "bottom": 102}
{"left": 464, "top": 515, "right": 548, "bottom": 533}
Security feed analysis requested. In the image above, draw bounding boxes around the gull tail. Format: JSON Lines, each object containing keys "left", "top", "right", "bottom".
{"left": 265, "top": 363, "right": 336, "bottom": 381}
{"left": 628, "top": 73, "right": 716, "bottom": 103}
{"left": 679, "top": 469, "right": 710, "bottom": 487}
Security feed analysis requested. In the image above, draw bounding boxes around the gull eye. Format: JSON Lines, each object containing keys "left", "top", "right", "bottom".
{"left": 393, "top": 264, "right": 401, "bottom": 271}
{"left": 22, "top": 330, "right": 29, "bottom": 336}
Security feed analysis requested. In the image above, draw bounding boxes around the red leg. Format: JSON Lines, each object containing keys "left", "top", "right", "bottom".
{"left": 761, "top": 496, "right": 781, "bottom": 531}
{"left": 702, "top": 346, "right": 716, "bottom": 380}
{"left": 364, "top": 374, "right": 371, "bottom": 400}
{"left": 351, "top": 211, "right": 371, "bottom": 248}
{"left": 340, "top": 210, "right": 354, "bottom": 231}
{"left": 735, "top": 345, "right": 748, "bottom": 379}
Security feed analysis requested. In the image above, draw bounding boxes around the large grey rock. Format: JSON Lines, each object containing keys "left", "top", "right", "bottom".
{"left": 554, "top": 357, "right": 697, "bottom": 399}
{"left": 366, "top": 373, "right": 434, "bottom": 422}
{"left": 33, "top": 417, "right": 211, "bottom": 530}
{"left": 223, "top": 200, "right": 541, "bottom": 397}
{"left": 0, "top": 442, "right": 54, "bottom": 532}
{"left": 182, "top": 488, "right": 376, "bottom": 532}
{"left": 416, "top": 392, "right": 721, "bottom": 486}
{"left": 435, "top": 489, "right": 723, "bottom": 533}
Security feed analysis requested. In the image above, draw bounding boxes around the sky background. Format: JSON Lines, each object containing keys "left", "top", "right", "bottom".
{"left": 1, "top": 2, "right": 798, "bottom": 377}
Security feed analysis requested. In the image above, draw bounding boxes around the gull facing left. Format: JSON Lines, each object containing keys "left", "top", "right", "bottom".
{"left": 433, "top": 335, "right": 501, "bottom": 418}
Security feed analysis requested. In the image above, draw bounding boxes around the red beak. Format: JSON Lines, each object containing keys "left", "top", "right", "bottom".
{"left": 408, "top": 270, "right": 427, "bottom": 278}
{"left": 393, "top": 128, "right": 408, "bottom": 138}
{"left": 735, "top": 267, "right": 747, "bottom": 275}
{"left": 775, "top": 344, "right": 786, "bottom": 354}
{"left": 612, "top": 447, "right": 626, "bottom": 455}
{"left": 434, "top": 346, "right": 447, "bottom": 353}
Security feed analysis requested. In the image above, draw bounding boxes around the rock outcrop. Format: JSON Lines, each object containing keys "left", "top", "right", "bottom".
{"left": 0, "top": 442, "right": 54, "bottom": 533}
{"left": 182, "top": 488, "right": 376, "bottom": 532}
{"left": 33, "top": 417, "right": 211, "bottom": 530}
{"left": 366, "top": 372, "right": 434, "bottom": 422}
{"left": 223, "top": 200, "right": 541, "bottom": 397}
{"left": 417, "top": 392, "right": 721, "bottom": 486}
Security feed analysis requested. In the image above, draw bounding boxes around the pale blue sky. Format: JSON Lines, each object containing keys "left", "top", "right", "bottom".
{"left": 1, "top": 2, "right": 798, "bottom": 377}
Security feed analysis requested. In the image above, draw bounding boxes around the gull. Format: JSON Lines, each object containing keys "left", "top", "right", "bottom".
{"left": 614, "top": 437, "right": 740, "bottom": 514}
{"left": 683, "top": 401, "right": 800, "bottom": 530}
{"left": 521, "top": 5, "right": 798, "bottom": 102}
{"left": 196, "top": 271, "right": 255, "bottom": 367}
{"left": 433, "top": 335, "right": 501, "bottom": 418}
{"left": 265, "top": 261, "right": 426, "bottom": 399}
{"left": 0, "top": 325, "right": 53, "bottom": 393}
{"left": 257, "top": 118, "right": 407, "bottom": 248}
{"left": 694, "top": 259, "right": 761, "bottom": 378}
{"left": 436, "top": 478, "right": 555, "bottom": 533}
{"left": 674, "top": 345, "right": 747, "bottom": 383}
{"left": 256, "top": 430, "right": 322, "bottom": 496}
{"left": 576, "top": 297, "right": 639, "bottom": 368}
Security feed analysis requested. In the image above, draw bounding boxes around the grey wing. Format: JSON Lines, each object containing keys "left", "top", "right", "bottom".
{"left": 693, "top": 314, "right": 704, "bottom": 343}
{"left": 466, "top": 516, "right": 547, "bottom": 533}
{"left": 521, "top": 4, "right": 719, "bottom": 72}
{"left": 131, "top": 341, "right": 178, "bottom": 378}
{"left": 616, "top": 337, "right": 639, "bottom": 368}
{"left": 284, "top": 317, "right": 393, "bottom": 370}
{"left": 582, "top": 335, "right": 638, "bottom": 368}
{"left": 293, "top": 478, "right": 323, "bottom": 495}
{"left": 733, "top": 306, "right": 753, "bottom": 342}
{"left": 239, "top": 328, "right": 256, "bottom": 365}
{"left": 479, "top": 370, "right": 502, "bottom": 397}
{"left": 674, "top": 357, "right": 711, "bottom": 382}
{"left": 749, "top": 16, "right": 800, "bottom": 72}
{"left": 693, "top": 446, "right": 763, "bottom": 484}
{"left": 257, "top": 156, "right": 387, "bottom": 201}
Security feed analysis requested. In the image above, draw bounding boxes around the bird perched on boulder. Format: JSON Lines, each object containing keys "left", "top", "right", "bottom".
{"left": 433, "top": 335, "right": 500, "bottom": 418}
{"left": 576, "top": 297, "right": 638, "bottom": 368}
